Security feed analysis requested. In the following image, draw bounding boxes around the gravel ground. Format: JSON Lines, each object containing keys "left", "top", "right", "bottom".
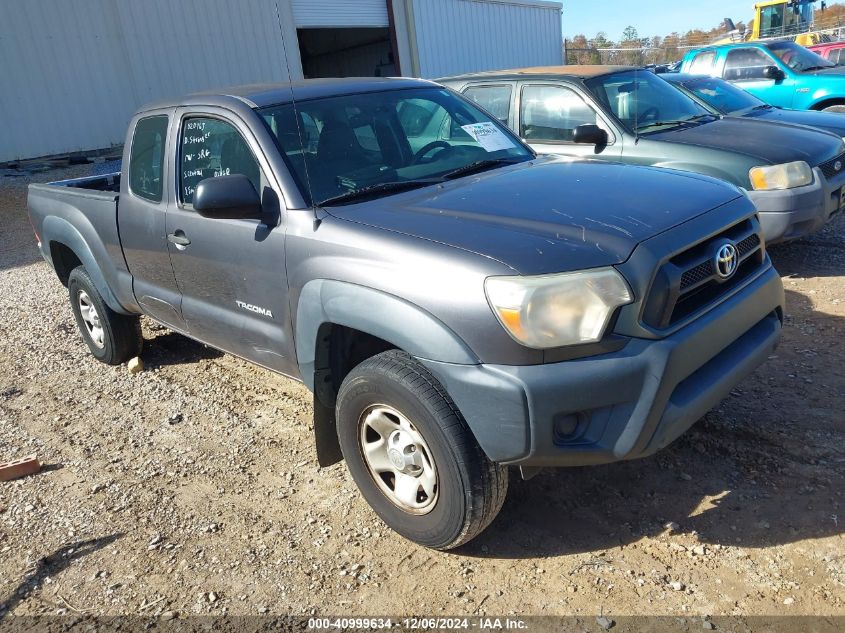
{"left": 0, "top": 166, "right": 843, "bottom": 620}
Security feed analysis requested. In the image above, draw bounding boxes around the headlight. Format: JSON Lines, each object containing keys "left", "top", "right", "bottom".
{"left": 484, "top": 268, "right": 632, "bottom": 349}
{"left": 749, "top": 161, "right": 813, "bottom": 191}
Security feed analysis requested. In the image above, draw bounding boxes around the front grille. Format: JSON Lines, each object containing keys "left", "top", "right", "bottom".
{"left": 736, "top": 233, "right": 760, "bottom": 257}
{"left": 820, "top": 152, "right": 845, "bottom": 180}
{"left": 680, "top": 261, "right": 713, "bottom": 290}
{"left": 641, "top": 219, "right": 765, "bottom": 330}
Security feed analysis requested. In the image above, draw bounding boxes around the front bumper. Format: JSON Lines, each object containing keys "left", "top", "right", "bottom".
{"left": 421, "top": 264, "right": 783, "bottom": 467}
{"left": 747, "top": 166, "right": 844, "bottom": 244}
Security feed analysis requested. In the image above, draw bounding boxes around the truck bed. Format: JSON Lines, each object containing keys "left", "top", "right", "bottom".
{"left": 27, "top": 170, "right": 134, "bottom": 313}
{"left": 32, "top": 171, "right": 121, "bottom": 196}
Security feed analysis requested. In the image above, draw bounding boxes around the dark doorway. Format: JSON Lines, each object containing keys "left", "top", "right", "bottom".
{"left": 297, "top": 27, "right": 396, "bottom": 78}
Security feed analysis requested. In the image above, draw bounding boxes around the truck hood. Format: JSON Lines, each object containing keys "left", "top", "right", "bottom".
{"left": 326, "top": 158, "right": 744, "bottom": 275}
{"left": 741, "top": 106, "right": 845, "bottom": 138}
{"left": 646, "top": 116, "right": 843, "bottom": 166}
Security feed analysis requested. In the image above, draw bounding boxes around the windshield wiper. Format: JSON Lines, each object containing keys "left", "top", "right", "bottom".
{"left": 801, "top": 65, "right": 832, "bottom": 72}
{"left": 441, "top": 157, "right": 528, "bottom": 180}
{"left": 317, "top": 179, "right": 441, "bottom": 206}
{"left": 636, "top": 114, "right": 715, "bottom": 132}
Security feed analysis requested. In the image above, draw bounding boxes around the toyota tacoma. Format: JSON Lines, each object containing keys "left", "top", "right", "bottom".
{"left": 28, "top": 78, "right": 784, "bottom": 549}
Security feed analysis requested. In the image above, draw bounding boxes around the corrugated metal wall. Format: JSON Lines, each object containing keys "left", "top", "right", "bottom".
{"left": 292, "top": 0, "right": 389, "bottom": 27}
{"left": 410, "top": 0, "right": 563, "bottom": 78}
{"left": 0, "top": 0, "right": 564, "bottom": 161}
{"left": 0, "top": 0, "right": 295, "bottom": 162}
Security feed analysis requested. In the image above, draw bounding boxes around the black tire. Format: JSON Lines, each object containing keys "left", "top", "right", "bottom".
{"left": 336, "top": 350, "right": 508, "bottom": 550}
{"left": 67, "top": 266, "right": 142, "bottom": 365}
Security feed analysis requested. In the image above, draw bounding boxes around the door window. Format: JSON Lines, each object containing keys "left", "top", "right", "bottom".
{"left": 520, "top": 85, "right": 601, "bottom": 143}
{"left": 724, "top": 48, "right": 776, "bottom": 81}
{"left": 179, "top": 117, "right": 262, "bottom": 205}
{"left": 129, "top": 115, "right": 168, "bottom": 202}
{"left": 463, "top": 85, "right": 513, "bottom": 123}
{"left": 759, "top": 4, "right": 786, "bottom": 38}
{"left": 688, "top": 51, "right": 716, "bottom": 75}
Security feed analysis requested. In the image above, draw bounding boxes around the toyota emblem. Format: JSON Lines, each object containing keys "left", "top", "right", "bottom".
{"left": 715, "top": 242, "right": 738, "bottom": 279}
{"left": 836, "top": 161, "right": 843, "bottom": 172}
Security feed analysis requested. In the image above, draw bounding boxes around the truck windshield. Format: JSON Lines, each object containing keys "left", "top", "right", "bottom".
{"left": 258, "top": 87, "right": 533, "bottom": 207}
{"left": 682, "top": 77, "right": 766, "bottom": 114}
{"left": 767, "top": 41, "right": 834, "bottom": 72}
{"left": 585, "top": 70, "right": 714, "bottom": 134}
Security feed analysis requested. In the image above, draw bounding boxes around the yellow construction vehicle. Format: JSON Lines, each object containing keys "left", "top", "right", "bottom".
{"left": 713, "top": 0, "right": 829, "bottom": 46}
{"left": 752, "top": 0, "right": 824, "bottom": 44}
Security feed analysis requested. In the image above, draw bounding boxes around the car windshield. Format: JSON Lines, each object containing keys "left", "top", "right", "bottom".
{"left": 683, "top": 76, "right": 766, "bottom": 114}
{"left": 258, "top": 87, "right": 533, "bottom": 206}
{"left": 585, "top": 70, "right": 713, "bottom": 133}
{"left": 767, "top": 41, "right": 835, "bottom": 72}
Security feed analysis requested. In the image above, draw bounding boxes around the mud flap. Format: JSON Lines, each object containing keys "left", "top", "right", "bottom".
{"left": 313, "top": 393, "right": 342, "bottom": 467}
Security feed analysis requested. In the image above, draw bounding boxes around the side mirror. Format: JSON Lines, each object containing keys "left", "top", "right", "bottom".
{"left": 762, "top": 65, "right": 785, "bottom": 81}
{"left": 194, "top": 174, "right": 262, "bottom": 220}
{"left": 572, "top": 123, "right": 609, "bottom": 146}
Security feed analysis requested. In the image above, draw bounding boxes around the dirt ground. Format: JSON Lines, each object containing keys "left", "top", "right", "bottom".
{"left": 0, "top": 165, "right": 843, "bottom": 621}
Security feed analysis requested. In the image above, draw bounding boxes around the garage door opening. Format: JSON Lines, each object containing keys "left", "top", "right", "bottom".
{"left": 297, "top": 27, "right": 397, "bottom": 78}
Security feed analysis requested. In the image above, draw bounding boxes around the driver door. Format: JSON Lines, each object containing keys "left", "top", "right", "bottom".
{"left": 515, "top": 82, "right": 623, "bottom": 161}
{"left": 722, "top": 47, "right": 795, "bottom": 108}
{"left": 164, "top": 107, "right": 297, "bottom": 376}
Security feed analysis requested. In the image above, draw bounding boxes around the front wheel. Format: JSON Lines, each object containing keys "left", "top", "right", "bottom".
{"left": 336, "top": 350, "right": 508, "bottom": 550}
{"left": 821, "top": 104, "right": 845, "bottom": 114}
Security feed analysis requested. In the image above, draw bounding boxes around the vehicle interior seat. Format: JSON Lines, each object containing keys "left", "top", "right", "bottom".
{"left": 317, "top": 117, "right": 365, "bottom": 164}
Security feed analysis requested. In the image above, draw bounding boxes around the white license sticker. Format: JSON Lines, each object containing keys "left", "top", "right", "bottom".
{"left": 461, "top": 122, "right": 516, "bottom": 152}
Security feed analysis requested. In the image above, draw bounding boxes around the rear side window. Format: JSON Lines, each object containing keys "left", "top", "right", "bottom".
{"left": 520, "top": 85, "right": 599, "bottom": 143}
{"left": 688, "top": 51, "right": 716, "bottom": 74}
{"left": 179, "top": 117, "right": 262, "bottom": 205}
{"left": 724, "top": 48, "right": 775, "bottom": 81}
{"left": 463, "top": 85, "right": 513, "bottom": 123}
{"left": 396, "top": 99, "right": 440, "bottom": 137}
{"left": 129, "top": 115, "right": 168, "bottom": 202}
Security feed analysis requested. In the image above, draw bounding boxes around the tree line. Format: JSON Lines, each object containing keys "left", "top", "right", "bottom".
{"left": 565, "top": 3, "right": 845, "bottom": 65}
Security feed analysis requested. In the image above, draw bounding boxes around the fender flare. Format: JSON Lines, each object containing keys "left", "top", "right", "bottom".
{"left": 809, "top": 96, "right": 845, "bottom": 110}
{"left": 42, "top": 215, "right": 128, "bottom": 314}
{"left": 295, "top": 279, "right": 478, "bottom": 392}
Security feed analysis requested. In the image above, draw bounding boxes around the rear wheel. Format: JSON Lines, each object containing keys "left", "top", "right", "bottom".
{"left": 336, "top": 350, "right": 508, "bottom": 550}
{"left": 68, "top": 266, "right": 142, "bottom": 365}
{"left": 821, "top": 103, "right": 845, "bottom": 114}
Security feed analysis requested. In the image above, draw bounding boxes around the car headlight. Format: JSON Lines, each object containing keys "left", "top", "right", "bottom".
{"left": 484, "top": 268, "right": 633, "bottom": 349}
{"left": 749, "top": 161, "right": 813, "bottom": 191}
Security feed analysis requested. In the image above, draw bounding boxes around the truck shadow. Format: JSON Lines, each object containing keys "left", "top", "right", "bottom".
{"left": 141, "top": 330, "right": 223, "bottom": 369}
{"left": 766, "top": 213, "right": 845, "bottom": 279}
{"left": 0, "top": 533, "right": 123, "bottom": 618}
{"left": 466, "top": 287, "right": 844, "bottom": 559}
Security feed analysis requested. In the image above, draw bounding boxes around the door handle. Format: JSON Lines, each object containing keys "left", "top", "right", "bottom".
{"left": 167, "top": 231, "right": 191, "bottom": 249}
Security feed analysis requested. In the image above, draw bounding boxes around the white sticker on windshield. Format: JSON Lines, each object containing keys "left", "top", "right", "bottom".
{"left": 461, "top": 122, "right": 516, "bottom": 152}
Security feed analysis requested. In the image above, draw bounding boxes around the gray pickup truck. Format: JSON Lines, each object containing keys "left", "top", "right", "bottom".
{"left": 28, "top": 77, "right": 784, "bottom": 550}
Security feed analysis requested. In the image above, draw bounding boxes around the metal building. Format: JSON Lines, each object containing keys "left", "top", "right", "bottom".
{"left": 0, "top": 0, "right": 563, "bottom": 162}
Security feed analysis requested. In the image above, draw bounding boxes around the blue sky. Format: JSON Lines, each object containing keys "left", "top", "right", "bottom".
{"left": 562, "top": 0, "right": 761, "bottom": 39}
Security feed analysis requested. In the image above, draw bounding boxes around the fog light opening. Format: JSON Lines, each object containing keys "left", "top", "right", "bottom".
{"left": 553, "top": 411, "right": 589, "bottom": 443}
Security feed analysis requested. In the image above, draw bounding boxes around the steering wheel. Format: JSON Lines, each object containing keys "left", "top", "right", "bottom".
{"left": 639, "top": 106, "right": 659, "bottom": 122}
{"left": 412, "top": 141, "right": 451, "bottom": 165}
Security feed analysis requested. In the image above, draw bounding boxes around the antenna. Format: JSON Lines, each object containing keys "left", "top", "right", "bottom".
{"left": 273, "top": 1, "right": 317, "bottom": 217}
